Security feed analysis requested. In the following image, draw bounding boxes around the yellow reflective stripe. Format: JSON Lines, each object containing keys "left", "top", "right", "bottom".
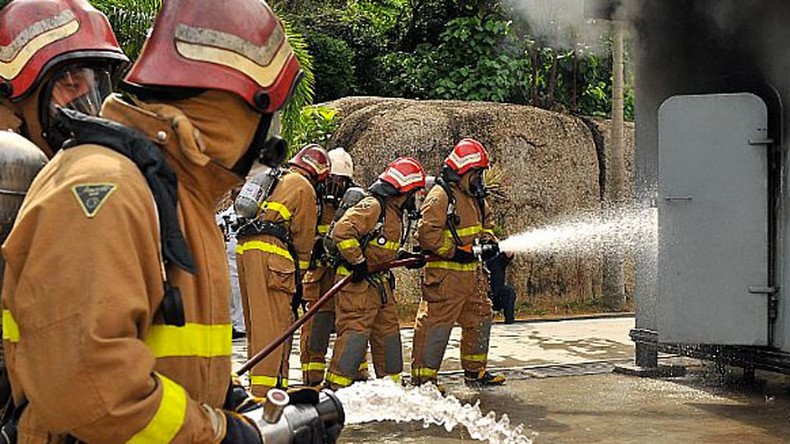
{"left": 336, "top": 266, "right": 351, "bottom": 276}
{"left": 236, "top": 240, "right": 293, "bottom": 262}
{"left": 302, "top": 362, "right": 327, "bottom": 372}
{"left": 326, "top": 372, "right": 354, "bottom": 387}
{"left": 411, "top": 368, "right": 438, "bottom": 378}
{"left": 358, "top": 361, "right": 368, "bottom": 370}
{"left": 299, "top": 260, "right": 310, "bottom": 270}
{"left": 3, "top": 310, "right": 19, "bottom": 343}
{"left": 442, "top": 224, "right": 484, "bottom": 239}
{"left": 317, "top": 225, "right": 330, "bottom": 235}
{"left": 370, "top": 240, "right": 400, "bottom": 251}
{"left": 461, "top": 353, "right": 487, "bottom": 362}
{"left": 482, "top": 228, "right": 495, "bottom": 236}
{"left": 260, "top": 201, "right": 292, "bottom": 221}
{"left": 145, "top": 323, "right": 232, "bottom": 358}
{"left": 337, "top": 239, "right": 360, "bottom": 250}
{"left": 437, "top": 235, "right": 454, "bottom": 256}
{"left": 425, "top": 261, "right": 479, "bottom": 271}
{"left": 250, "top": 375, "right": 288, "bottom": 388}
{"left": 389, "top": 374, "right": 401, "bottom": 383}
{"left": 127, "top": 373, "right": 187, "bottom": 444}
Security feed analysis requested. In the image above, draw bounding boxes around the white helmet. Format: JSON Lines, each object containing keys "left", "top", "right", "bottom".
{"left": 328, "top": 147, "right": 354, "bottom": 178}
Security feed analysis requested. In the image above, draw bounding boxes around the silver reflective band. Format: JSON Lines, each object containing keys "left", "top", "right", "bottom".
{"left": 0, "top": 188, "right": 25, "bottom": 196}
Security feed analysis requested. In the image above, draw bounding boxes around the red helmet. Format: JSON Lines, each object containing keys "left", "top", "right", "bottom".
{"left": 289, "top": 144, "right": 330, "bottom": 182}
{"left": 0, "top": 0, "right": 128, "bottom": 101}
{"left": 124, "top": 0, "right": 301, "bottom": 114}
{"left": 444, "top": 138, "right": 490, "bottom": 175}
{"left": 379, "top": 157, "right": 427, "bottom": 194}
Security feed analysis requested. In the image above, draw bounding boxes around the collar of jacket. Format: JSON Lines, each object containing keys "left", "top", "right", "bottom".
{"left": 101, "top": 95, "right": 241, "bottom": 207}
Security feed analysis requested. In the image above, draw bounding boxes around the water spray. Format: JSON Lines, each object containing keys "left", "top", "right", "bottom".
{"left": 336, "top": 379, "right": 534, "bottom": 444}
{"left": 498, "top": 207, "right": 657, "bottom": 257}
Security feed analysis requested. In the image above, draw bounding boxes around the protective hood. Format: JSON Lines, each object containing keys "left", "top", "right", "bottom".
{"left": 140, "top": 90, "right": 261, "bottom": 171}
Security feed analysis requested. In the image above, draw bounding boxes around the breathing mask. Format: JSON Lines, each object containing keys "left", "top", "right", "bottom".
{"left": 39, "top": 64, "right": 112, "bottom": 150}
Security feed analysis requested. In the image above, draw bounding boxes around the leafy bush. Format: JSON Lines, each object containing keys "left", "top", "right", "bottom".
{"left": 288, "top": 106, "right": 340, "bottom": 152}
{"left": 307, "top": 34, "right": 356, "bottom": 102}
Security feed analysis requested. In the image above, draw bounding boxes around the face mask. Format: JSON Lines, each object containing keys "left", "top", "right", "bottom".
{"left": 402, "top": 191, "right": 422, "bottom": 221}
{"left": 469, "top": 169, "right": 489, "bottom": 199}
{"left": 40, "top": 65, "right": 112, "bottom": 151}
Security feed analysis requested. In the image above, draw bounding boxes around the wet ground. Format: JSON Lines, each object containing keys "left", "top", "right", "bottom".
{"left": 233, "top": 316, "right": 790, "bottom": 443}
{"left": 340, "top": 371, "right": 790, "bottom": 443}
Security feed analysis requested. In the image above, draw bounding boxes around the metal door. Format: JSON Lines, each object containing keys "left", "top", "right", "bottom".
{"left": 658, "top": 93, "right": 769, "bottom": 345}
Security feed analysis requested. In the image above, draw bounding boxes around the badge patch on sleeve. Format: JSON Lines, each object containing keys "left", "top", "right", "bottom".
{"left": 72, "top": 183, "right": 117, "bottom": 218}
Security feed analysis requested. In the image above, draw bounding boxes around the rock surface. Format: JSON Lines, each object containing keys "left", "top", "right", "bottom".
{"left": 323, "top": 97, "right": 635, "bottom": 312}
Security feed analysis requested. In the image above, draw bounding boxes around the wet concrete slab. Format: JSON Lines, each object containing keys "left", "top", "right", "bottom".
{"left": 339, "top": 372, "right": 790, "bottom": 443}
{"left": 232, "top": 316, "right": 636, "bottom": 382}
{"left": 234, "top": 316, "right": 790, "bottom": 442}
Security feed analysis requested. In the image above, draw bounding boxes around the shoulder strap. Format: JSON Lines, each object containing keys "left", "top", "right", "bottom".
{"left": 435, "top": 178, "right": 463, "bottom": 246}
{"left": 58, "top": 108, "right": 196, "bottom": 274}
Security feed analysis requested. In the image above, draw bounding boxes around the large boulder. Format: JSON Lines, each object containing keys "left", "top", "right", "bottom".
{"left": 323, "top": 97, "right": 634, "bottom": 313}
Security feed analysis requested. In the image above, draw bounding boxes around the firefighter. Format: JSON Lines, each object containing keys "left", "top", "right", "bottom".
{"left": 0, "top": 0, "right": 129, "bottom": 157}
{"left": 300, "top": 147, "right": 357, "bottom": 386}
{"left": 325, "top": 157, "right": 427, "bottom": 390}
{"left": 0, "top": 0, "right": 335, "bottom": 441}
{"left": 235, "top": 144, "right": 330, "bottom": 396}
{"left": 411, "top": 138, "right": 506, "bottom": 388}
{"left": 0, "top": 0, "right": 128, "bottom": 421}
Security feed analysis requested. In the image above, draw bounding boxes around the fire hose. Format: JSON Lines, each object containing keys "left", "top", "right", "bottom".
{"left": 238, "top": 255, "right": 432, "bottom": 375}
{"left": 238, "top": 255, "right": 433, "bottom": 444}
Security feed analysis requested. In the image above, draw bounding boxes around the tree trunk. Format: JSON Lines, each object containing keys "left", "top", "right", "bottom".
{"left": 546, "top": 51, "right": 558, "bottom": 109}
{"left": 602, "top": 20, "right": 626, "bottom": 312}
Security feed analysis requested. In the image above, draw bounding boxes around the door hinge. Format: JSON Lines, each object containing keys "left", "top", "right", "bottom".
{"left": 748, "top": 286, "right": 776, "bottom": 294}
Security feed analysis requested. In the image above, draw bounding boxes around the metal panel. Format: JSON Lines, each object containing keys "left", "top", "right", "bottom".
{"left": 658, "top": 93, "right": 769, "bottom": 345}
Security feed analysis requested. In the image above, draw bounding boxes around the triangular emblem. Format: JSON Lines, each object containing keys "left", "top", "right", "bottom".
{"left": 72, "top": 183, "right": 117, "bottom": 218}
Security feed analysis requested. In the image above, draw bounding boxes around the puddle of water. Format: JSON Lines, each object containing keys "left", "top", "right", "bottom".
{"left": 335, "top": 379, "right": 534, "bottom": 444}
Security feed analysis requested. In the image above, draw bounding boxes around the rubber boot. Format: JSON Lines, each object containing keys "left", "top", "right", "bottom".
{"left": 464, "top": 370, "right": 505, "bottom": 387}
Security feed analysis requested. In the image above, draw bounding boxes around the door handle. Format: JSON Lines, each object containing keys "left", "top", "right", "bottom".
{"left": 664, "top": 196, "right": 693, "bottom": 202}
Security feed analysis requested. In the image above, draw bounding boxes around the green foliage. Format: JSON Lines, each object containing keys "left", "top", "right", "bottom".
{"left": 90, "top": 0, "right": 161, "bottom": 59}
{"left": 289, "top": 106, "right": 340, "bottom": 150}
{"left": 90, "top": 1, "right": 316, "bottom": 149}
{"left": 88, "top": 0, "right": 629, "bottom": 122}
{"left": 278, "top": 21, "right": 316, "bottom": 154}
{"left": 307, "top": 34, "right": 356, "bottom": 102}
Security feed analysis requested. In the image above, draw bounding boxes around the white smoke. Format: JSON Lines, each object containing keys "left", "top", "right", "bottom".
{"left": 504, "top": 0, "right": 614, "bottom": 53}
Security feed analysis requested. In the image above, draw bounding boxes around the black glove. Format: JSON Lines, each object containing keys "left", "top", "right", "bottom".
{"left": 350, "top": 260, "right": 369, "bottom": 283}
{"left": 450, "top": 247, "right": 477, "bottom": 264}
{"left": 221, "top": 410, "right": 263, "bottom": 444}
{"left": 224, "top": 375, "right": 263, "bottom": 414}
{"left": 287, "top": 386, "right": 320, "bottom": 405}
{"left": 309, "top": 239, "right": 325, "bottom": 270}
{"left": 398, "top": 250, "right": 426, "bottom": 270}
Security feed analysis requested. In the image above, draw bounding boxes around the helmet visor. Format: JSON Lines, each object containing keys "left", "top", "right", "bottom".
{"left": 46, "top": 66, "right": 112, "bottom": 120}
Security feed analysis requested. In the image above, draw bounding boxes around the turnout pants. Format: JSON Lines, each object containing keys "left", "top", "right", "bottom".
{"left": 326, "top": 275, "right": 402, "bottom": 389}
{"left": 237, "top": 235, "right": 296, "bottom": 396}
{"left": 411, "top": 267, "right": 493, "bottom": 384}
{"left": 300, "top": 267, "right": 337, "bottom": 385}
